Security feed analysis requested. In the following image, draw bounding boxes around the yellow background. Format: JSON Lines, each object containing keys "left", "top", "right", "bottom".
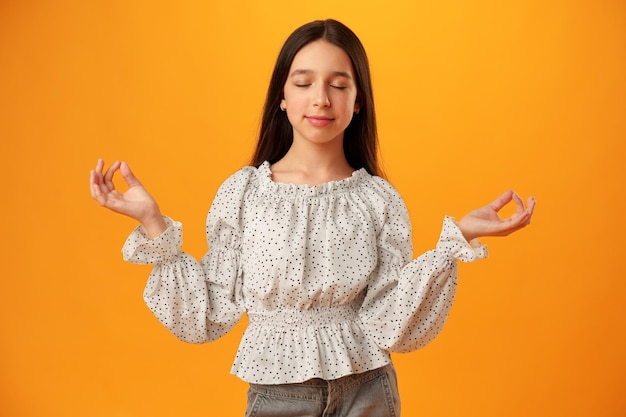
{"left": 1, "top": 1, "right": 625, "bottom": 416}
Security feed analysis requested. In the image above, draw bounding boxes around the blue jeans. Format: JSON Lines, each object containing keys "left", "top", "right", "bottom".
{"left": 244, "top": 363, "right": 400, "bottom": 417}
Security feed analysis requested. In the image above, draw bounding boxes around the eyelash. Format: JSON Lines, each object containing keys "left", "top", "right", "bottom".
{"left": 295, "top": 84, "right": 347, "bottom": 90}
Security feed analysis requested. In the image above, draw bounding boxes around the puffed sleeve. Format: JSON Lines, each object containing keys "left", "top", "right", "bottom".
{"left": 359, "top": 180, "right": 487, "bottom": 353}
{"left": 121, "top": 168, "right": 252, "bottom": 344}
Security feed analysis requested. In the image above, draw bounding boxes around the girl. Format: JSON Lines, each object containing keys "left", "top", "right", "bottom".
{"left": 90, "top": 19, "right": 535, "bottom": 417}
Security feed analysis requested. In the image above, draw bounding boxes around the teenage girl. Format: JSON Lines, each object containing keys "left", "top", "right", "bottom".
{"left": 90, "top": 19, "right": 535, "bottom": 417}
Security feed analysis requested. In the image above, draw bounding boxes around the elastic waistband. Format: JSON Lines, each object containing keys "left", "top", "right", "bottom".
{"left": 247, "top": 303, "right": 359, "bottom": 329}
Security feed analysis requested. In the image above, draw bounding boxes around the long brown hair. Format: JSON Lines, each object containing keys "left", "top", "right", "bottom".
{"left": 250, "top": 19, "right": 384, "bottom": 178}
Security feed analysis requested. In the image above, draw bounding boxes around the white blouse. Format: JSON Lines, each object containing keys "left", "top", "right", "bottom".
{"left": 122, "top": 161, "right": 488, "bottom": 384}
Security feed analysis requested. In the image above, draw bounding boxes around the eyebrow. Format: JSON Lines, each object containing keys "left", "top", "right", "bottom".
{"left": 289, "top": 69, "right": 353, "bottom": 79}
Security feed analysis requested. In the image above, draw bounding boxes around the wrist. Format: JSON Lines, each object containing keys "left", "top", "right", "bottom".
{"left": 468, "top": 238, "right": 482, "bottom": 248}
{"left": 455, "top": 219, "right": 478, "bottom": 243}
{"left": 140, "top": 210, "right": 167, "bottom": 239}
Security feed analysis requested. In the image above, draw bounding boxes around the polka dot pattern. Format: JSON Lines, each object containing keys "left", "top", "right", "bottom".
{"left": 122, "top": 161, "right": 488, "bottom": 384}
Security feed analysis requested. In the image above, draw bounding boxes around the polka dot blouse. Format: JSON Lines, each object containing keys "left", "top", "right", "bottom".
{"left": 122, "top": 161, "right": 488, "bottom": 385}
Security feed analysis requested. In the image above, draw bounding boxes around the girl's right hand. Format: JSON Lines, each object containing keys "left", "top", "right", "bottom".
{"left": 90, "top": 159, "right": 167, "bottom": 238}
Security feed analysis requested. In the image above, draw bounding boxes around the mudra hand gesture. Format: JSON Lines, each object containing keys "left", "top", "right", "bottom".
{"left": 90, "top": 159, "right": 166, "bottom": 238}
{"left": 456, "top": 190, "right": 536, "bottom": 243}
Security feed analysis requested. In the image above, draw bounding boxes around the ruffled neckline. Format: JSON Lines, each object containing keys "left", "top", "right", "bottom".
{"left": 257, "top": 161, "right": 368, "bottom": 198}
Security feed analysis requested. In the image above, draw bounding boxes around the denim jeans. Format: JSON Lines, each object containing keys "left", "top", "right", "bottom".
{"left": 244, "top": 363, "right": 400, "bottom": 417}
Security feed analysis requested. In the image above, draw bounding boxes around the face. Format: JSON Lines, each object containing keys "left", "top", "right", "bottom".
{"left": 281, "top": 40, "right": 359, "bottom": 147}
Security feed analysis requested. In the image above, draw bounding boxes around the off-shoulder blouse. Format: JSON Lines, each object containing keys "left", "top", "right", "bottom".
{"left": 122, "top": 161, "right": 487, "bottom": 384}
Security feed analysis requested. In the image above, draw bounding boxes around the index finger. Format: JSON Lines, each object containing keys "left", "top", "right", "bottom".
{"left": 103, "top": 160, "right": 121, "bottom": 190}
{"left": 488, "top": 190, "right": 514, "bottom": 212}
{"left": 511, "top": 192, "right": 526, "bottom": 215}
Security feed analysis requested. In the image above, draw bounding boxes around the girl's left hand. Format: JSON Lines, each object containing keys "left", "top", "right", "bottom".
{"left": 456, "top": 190, "right": 536, "bottom": 242}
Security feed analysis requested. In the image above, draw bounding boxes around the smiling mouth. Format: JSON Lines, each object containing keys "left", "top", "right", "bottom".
{"left": 306, "top": 116, "right": 333, "bottom": 127}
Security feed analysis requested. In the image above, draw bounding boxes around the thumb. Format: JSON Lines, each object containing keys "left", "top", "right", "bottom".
{"left": 119, "top": 161, "right": 143, "bottom": 188}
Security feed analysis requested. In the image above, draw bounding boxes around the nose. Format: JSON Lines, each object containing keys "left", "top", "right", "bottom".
{"left": 313, "top": 85, "right": 330, "bottom": 108}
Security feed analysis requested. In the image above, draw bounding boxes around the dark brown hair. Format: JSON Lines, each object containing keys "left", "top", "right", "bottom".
{"left": 250, "top": 19, "right": 384, "bottom": 177}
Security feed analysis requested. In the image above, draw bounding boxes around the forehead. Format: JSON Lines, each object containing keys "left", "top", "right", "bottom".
{"left": 289, "top": 40, "right": 354, "bottom": 75}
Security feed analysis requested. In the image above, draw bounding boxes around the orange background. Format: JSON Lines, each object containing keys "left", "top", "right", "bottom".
{"left": 1, "top": 1, "right": 625, "bottom": 416}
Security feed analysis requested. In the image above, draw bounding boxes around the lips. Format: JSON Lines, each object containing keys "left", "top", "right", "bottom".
{"left": 306, "top": 116, "right": 333, "bottom": 127}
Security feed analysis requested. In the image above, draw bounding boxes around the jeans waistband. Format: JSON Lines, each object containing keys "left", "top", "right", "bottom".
{"left": 248, "top": 362, "right": 393, "bottom": 400}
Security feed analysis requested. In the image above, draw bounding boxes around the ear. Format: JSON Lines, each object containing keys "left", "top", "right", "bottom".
{"left": 353, "top": 94, "right": 361, "bottom": 114}
{"left": 280, "top": 98, "right": 287, "bottom": 111}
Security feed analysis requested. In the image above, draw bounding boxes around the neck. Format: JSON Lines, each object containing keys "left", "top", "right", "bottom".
{"left": 270, "top": 140, "right": 354, "bottom": 185}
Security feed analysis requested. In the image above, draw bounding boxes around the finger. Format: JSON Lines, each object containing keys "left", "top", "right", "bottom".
{"left": 92, "top": 159, "right": 105, "bottom": 186}
{"left": 516, "top": 195, "right": 535, "bottom": 218}
{"left": 95, "top": 158, "right": 104, "bottom": 175}
{"left": 488, "top": 190, "right": 514, "bottom": 212}
{"left": 509, "top": 196, "right": 536, "bottom": 229}
{"left": 527, "top": 196, "right": 536, "bottom": 214}
{"left": 119, "top": 161, "right": 142, "bottom": 188}
{"left": 89, "top": 170, "right": 98, "bottom": 199}
{"left": 511, "top": 191, "right": 526, "bottom": 215}
{"left": 90, "top": 171, "right": 107, "bottom": 205}
{"left": 103, "top": 161, "right": 121, "bottom": 190}
{"left": 523, "top": 196, "right": 536, "bottom": 225}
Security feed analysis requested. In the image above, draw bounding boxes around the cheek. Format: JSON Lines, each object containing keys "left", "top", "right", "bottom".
{"left": 287, "top": 98, "right": 311, "bottom": 117}
{"left": 340, "top": 95, "right": 359, "bottom": 115}
{"left": 282, "top": 89, "right": 300, "bottom": 109}
{"left": 338, "top": 90, "right": 358, "bottom": 108}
